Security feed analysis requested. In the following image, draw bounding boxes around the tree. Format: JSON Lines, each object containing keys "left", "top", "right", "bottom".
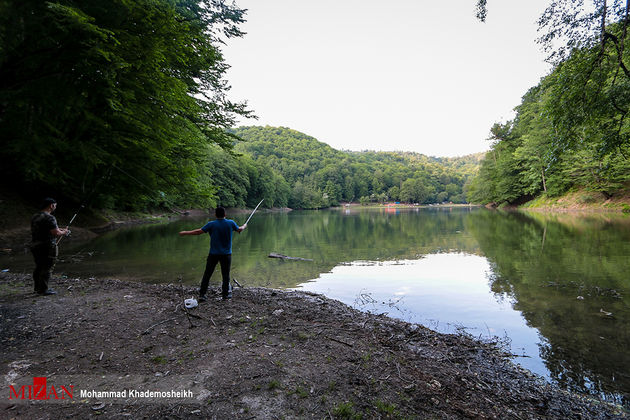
{"left": 400, "top": 178, "right": 428, "bottom": 203}
{"left": 476, "top": 0, "right": 630, "bottom": 158}
{"left": 0, "top": 0, "right": 251, "bottom": 209}
{"left": 511, "top": 85, "right": 554, "bottom": 195}
{"left": 232, "top": 126, "right": 480, "bottom": 208}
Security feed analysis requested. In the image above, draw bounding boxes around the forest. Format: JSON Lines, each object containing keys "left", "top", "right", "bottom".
{"left": 230, "top": 126, "right": 482, "bottom": 209}
{"left": 0, "top": 0, "right": 481, "bottom": 211}
{"left": 0, "top": 0, "right": 251, "bottom": 210}
{"left": 467, "top": 3, "right": 630, "bottom": 206}
{"left": 163, "top": 125, "right": 482, "bottom": 210}
{"left": 3, "top": 0, "right": 629, "bottom": 212}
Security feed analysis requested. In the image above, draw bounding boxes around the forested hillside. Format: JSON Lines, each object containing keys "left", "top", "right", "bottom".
{"left": 0, "top": 1, "right": 480, "bottom": 212}
{"left": 231, "top": 126, "right": 482, "bottom": 209}
{"left": 467, "top": 13, "right": 630, "bottom": 208}
{"left": 0, "top": 0, "right": 250, "bottom": 211}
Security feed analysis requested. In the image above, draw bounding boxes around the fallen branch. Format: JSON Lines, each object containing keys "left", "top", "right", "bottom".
{"left": 141, "top": 317, "right": 178, "bottom": 335}
{"left": 177, "top": 307, "right": 216, "bottom": 327}
{"left": 185, "top": 311, "right": 204, "bottom": 319}
{"left": 268, "top": 252, "right": 313, "bottom": 261}
{"left": 326, "top": 336, "right": 353, "bottom": 347}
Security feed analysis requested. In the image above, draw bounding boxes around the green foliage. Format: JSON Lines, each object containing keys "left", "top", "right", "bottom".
{"left": 470, "top": 2, "right": 630, "bottom": 207}
{"left": 1, "top": 0, "right": 478, "bottom": 212}
{"left": 332, "top": 401, "right": 362, "bottom": 419}
{"left": 373, "top": 399, "right": 399, "bottom": 417}
{"left": 467, "top": 210, "right": 630, "bottom": 396}
{"left": 468, "top": 27, "right": 630, "bottom": 206}
{"left": 0, "top": 0, "right": 250, "bottom": 210}
{"left": 233, "top": 126, "right": 481, "bottom": 209}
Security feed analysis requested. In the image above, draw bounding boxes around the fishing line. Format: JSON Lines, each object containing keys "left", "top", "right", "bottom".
{"left": 56, "top": 167, "right": 112, "bottom": 245}
{"left": 111, "top": 163, "right": 156, "bottom": 195}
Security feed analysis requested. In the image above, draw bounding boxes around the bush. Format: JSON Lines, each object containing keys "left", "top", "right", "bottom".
{"left": 576, "top": 193, "right": 599, "bottom": 204}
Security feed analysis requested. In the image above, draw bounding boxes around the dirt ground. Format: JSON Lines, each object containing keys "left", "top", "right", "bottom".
{"left": 0, "top": 272, "right": 626, "bottom": 419}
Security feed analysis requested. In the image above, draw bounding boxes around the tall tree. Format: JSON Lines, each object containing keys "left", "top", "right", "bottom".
{"left": 476, "top": 0, "right": 630, "bottom": 157}
{"left": 0, "top": 0, "right": 251, "bottom": 209}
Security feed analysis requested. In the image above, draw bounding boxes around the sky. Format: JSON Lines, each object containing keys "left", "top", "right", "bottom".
{"left": 221, "top": 0, "right": 551, "bottom": 157}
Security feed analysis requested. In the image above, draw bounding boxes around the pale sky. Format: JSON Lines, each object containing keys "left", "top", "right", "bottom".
{"left": 222, "top": 0, "right": 551, "bottom": 157}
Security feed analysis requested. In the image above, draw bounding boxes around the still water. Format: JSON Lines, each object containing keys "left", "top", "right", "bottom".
{"left": 2, "top": 207, "right": 630, "bottom": 405}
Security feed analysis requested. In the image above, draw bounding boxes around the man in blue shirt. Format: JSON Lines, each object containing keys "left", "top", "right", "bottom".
{"left": 179, "top": 207, "right": 247, "bottom": 301}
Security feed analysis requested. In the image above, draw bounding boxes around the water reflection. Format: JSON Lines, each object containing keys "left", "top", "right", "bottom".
{"left": 1, "top": 207, "right": 629, "bottom": 405}
{"left": 2, "top": 207, "right": 480, "bottom": 286}
{"left": 466, "top": 210, "right": 630, "bottom": 406}
{"left": 295, "top": 254, "right": 545, "bottom": 376}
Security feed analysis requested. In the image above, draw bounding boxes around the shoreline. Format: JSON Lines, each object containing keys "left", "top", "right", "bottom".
{"left": 0, "top": 206, "right": 291, "bottom": 255}
{"left": 0, "top": 272, "right": 626, "bottom": 418}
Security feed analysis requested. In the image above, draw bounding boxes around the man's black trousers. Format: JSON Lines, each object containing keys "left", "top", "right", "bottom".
{"left": 199, "top": 254, "right": 232, "bottom": 298}
{"left": 31, "top": 244, "right": 56, "bottom": 293}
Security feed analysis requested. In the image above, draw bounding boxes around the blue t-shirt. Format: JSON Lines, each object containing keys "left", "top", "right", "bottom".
{"left": 201, "top": 218, "right": 240, "bottom": 255}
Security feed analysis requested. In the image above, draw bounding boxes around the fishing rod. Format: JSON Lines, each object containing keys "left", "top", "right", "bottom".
{"left": 229, "top": 199, "right": 263, "bottom": 290}
{"left": 56, "top": 206, "right": 83, "bottom": 246}
{"left": 244, "top": 199, "right": 264, "bottom": 225}
{"left": 56, "top": 168, "right": 112, "bottom": 246}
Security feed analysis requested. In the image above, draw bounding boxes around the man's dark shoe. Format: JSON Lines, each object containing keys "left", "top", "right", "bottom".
{"left": 222, "top": 293, "right": 232, "bottom": 300}
{"left": 198, "top": 295, "right": 207, "bottom": 303}
{"left": 39, "top": 289, "right": 57, "bottom": 296}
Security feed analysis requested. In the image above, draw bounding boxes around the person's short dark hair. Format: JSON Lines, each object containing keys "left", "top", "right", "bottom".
{"left": 215, "top": 206, "right": 226, "bottom": 218}
{"left": 39, "top": 197, "right": 57, "bottom": 210}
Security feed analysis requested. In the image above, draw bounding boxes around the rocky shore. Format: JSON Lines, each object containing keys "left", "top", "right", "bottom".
{"left": 0, "top": 272, "right": 626, "bottom": 419}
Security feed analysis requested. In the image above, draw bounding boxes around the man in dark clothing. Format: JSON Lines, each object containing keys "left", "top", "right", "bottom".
{"left": 179, "top": 207, "right": 247, "bottom": 301}
{"left": 30, "top": 198, "right": 70, "bottom": 295}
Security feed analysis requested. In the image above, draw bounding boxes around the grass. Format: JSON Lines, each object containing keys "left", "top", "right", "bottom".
{"left": 296, "top": 331, "right": 310, "bottom": 341}
{"left": 332, "top": 401, "right": 363, "bottom": 419}
{"left": 522, "top": 194, "right": 557, "bottom": 209}
{"left": 327, "top": 381, "right": 337, "bottom": 392}
{"left": 0, "top": 283, "right": 21, "bottom": 297}
{"left": 374, "top": 399, "right": 399, "bottom": 417}
{"left": 150, "top": 355, "right": 167, "bottom": 364}
{"left": 576, "top": 192, "right": 599, "bottom": 204}
{"left": 290, "top": 386, "right": 309, "bottom": 399}
{"left": 519, "top": 184, "right": 630, "bottom": 212}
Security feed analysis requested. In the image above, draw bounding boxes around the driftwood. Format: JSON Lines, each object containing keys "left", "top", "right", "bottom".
{"left": 141, "top": 317, "right": 178, "bottom": 335}
{"left": 268, "top": 252, "right": 313, "bottom": 261}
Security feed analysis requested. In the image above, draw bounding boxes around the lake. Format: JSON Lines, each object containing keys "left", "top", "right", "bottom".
{"left": 2, "top": 207, "right": 629, "bottom": 406}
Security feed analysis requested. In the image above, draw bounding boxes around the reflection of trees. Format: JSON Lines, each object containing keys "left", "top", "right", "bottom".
{"left": 230, "top": 207, "right": 483, "bottom": 287}
{"left": 63, "top": 208, "right": 482, "bottom": 288}
{"left": 467, "top": 211, "right": 630, "bottom": 404}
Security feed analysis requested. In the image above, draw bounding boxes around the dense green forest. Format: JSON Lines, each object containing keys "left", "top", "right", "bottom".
{"left": 0, "top": 0, "right": 480, "bottom": 212}
{"left": 177, "top": 125, "right": 483, "bottom": 210}
{"left": 230, "top": 126, "right": 482, "bottom": 209}
{"left": 468, "top": 3, "right": 630, "bottom": 206}
{"left": 10, "top": 0, "right": 629, "bottom": 212}
{"left": 0, "top": 0, "right": 250, "bottom": 210}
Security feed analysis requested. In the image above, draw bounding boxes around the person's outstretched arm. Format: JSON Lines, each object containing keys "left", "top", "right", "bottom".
{"left": 179, "top": 229, "right": 205, "bottom": 236}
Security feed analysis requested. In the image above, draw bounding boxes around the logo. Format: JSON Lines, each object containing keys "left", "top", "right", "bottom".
{"left": 9, "top": 377, "right": 73, "bottom": 400}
